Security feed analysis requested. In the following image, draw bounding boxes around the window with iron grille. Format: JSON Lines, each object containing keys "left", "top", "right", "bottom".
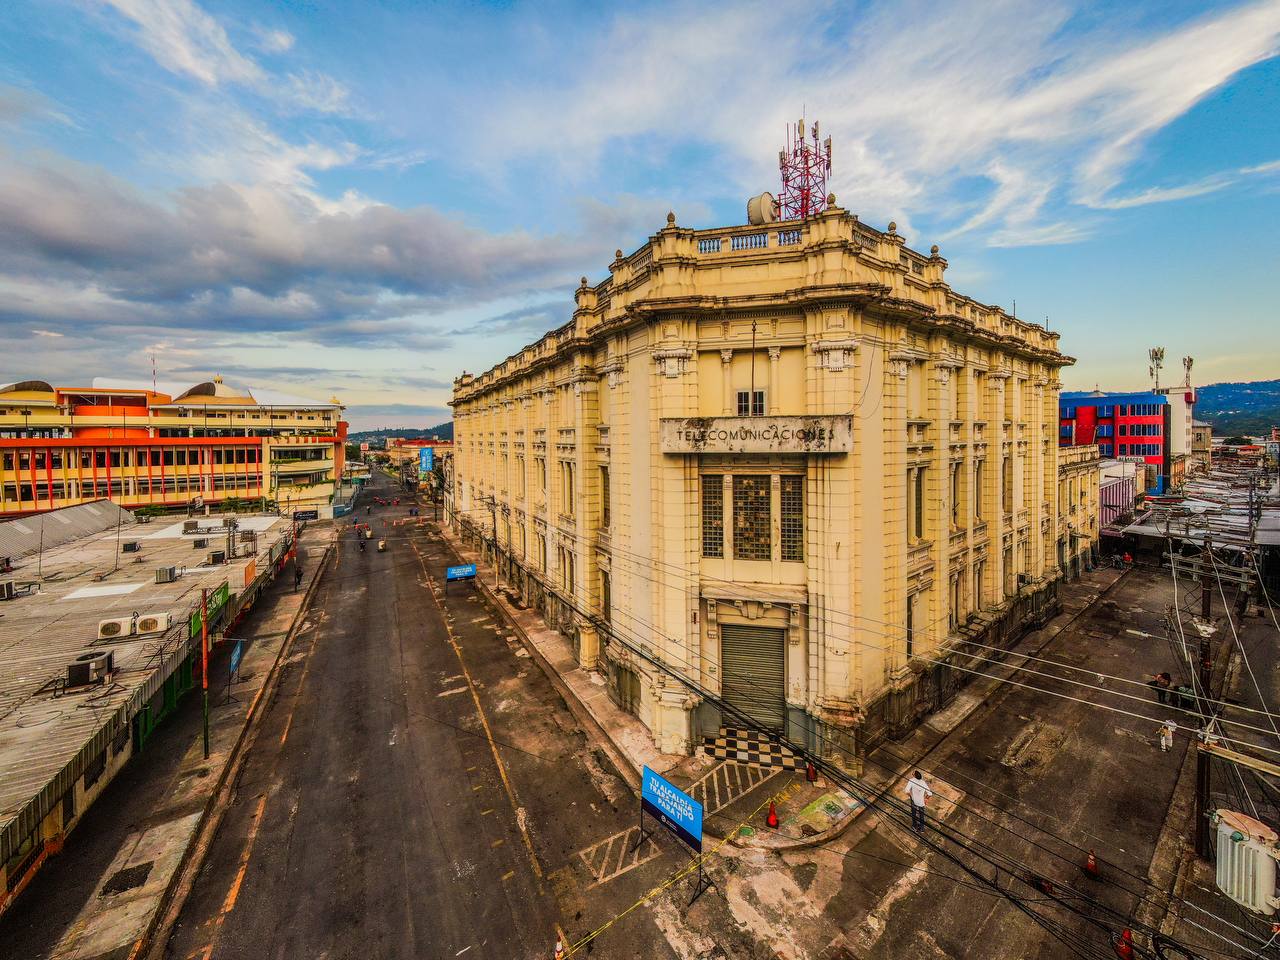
{"left": 701, "top": 475, "right": 723, "bottom": 558}
{"left": 780, "top": 476, "right": 803, "bottom": 561}
{"left": 733, "top": 475, "right": 771, "bottom": 560}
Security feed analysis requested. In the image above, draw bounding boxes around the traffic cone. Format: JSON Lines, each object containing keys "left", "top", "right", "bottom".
{"left": 1113, "top": 928, "right": 1134, "bottom": 959}
{"left": 806, "top": 761, "right": 818, "bottom": 783}
{"left": 1084, "top": 849, "right": 1099, "bottom": 877}
{"left": 766, "top": 801, "right": 780, "bottom": 829}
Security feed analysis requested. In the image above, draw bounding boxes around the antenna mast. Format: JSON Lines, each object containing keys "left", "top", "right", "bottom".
{"left": 778, "top": 117, "right": 832, "bottom": 220}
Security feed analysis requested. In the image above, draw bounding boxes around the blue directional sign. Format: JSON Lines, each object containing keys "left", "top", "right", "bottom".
{"left": 419, "top": 446, "right": 434, "bottom": 475}
{"left": 229, "top": 639, "right": 244, "bottom": 680}
{"left": 642, "top": 766, "right": 703, "bottom": 852}
{"left": 446, "top": 563, "right": 477, "bottom": 582}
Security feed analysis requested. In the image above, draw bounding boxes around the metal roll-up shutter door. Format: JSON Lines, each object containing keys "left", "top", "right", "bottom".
{"left": 720, "top": 624, "right": 786, "bottom": 732}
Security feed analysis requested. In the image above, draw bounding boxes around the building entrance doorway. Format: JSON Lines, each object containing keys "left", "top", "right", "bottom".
{"left": 720, "top": 623, "right": 786, "bottom": 731}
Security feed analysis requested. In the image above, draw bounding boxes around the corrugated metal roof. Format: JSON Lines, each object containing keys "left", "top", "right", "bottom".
{"left": 0, "top": 501, "right": 136, "bottom": 562}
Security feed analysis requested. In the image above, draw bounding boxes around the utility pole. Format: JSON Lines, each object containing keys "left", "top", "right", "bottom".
{"left": 201, "top": 587, "right": 210, "bottom": 760}
{"left": 485, "top": 495, "right": 501, "bottom": 591}
{"left": 1194, "top": 535, "right": 1215, "bottom": 858}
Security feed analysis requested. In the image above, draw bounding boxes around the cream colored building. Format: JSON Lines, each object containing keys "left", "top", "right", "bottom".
{"left": 1057, "top": 444, "right": 1101, "bottom": 577}
{"left": 450, "top": 205, "right": 1073, "bottom": 765}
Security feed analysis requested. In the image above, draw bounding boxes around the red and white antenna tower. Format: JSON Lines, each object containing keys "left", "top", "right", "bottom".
{"left": 778, "top": 117, "right": 832, "bottom": 220}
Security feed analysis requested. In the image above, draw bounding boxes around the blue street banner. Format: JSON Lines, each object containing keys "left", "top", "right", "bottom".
{"left": 445, "top": 563, "right": 477, "bottom": 582}
{"left": 641, "top": 766, "right": 703, "bottom": 852}
{"left": 419, "top": 447, "right": 434, "bottom": 475}
{"left": 229, "top": 639, "right": 244, "bottom": 679}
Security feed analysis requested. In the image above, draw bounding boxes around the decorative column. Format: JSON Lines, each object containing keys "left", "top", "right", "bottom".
{"left": 767, "top": 346, "right": 782, "bottom": 414}
{"left": 720, "top": 349, "right": 733, "bottom": 415}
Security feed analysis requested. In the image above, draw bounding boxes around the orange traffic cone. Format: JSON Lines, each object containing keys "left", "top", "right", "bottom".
{"left": 1113, "top": 928, "right": 1134, "bottom": 959}
{"left": 1084, "top": 849, "right": 1099, "bottom": 877}
{"left": 766, "top": 801, "right": 780, "bottom": 829}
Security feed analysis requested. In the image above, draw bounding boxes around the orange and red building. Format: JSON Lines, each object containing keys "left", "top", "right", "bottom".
{"left": 0, "top": 377, "right": 346, "bottom": 518}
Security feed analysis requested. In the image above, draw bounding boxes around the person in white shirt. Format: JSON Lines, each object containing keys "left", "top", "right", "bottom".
{"left": 1159, "top": 720, "right": 1177, "bottom": 752}
{"left": 905, "top": 770, "right": 933, "bottom": 832}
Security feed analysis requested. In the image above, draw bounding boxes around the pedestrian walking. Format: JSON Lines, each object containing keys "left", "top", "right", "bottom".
{"left": 905, "top": 770, "right": 933, "bottom": 832}
{"left": 1146, "top": 672, "right": 1172, "bottom": 705}
{"left": 294, "top": 565, "right": 304, "bottom": 592}
{"left": 1158, "top": 720, "right": 1177, "bottom": 752}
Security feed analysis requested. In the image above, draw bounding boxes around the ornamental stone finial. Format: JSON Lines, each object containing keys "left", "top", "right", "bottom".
{"left": 666, "top": 211, "right": 676, "bottom": 225}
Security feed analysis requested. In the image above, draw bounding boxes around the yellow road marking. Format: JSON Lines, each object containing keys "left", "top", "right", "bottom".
{"left": 410, "top": 539, "right": 543, "bottom": 879}
{"left": 501, "top": 870, "right": 515, "bottom": 881}
{"left": 491, "top": 838, "right": 505, "bottom": 848}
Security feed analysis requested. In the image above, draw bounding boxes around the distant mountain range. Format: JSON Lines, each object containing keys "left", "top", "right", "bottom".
{"left": 1194, "top": 379, "right": 1280, "bottom": 438}
{"left": 348, "top": 421, "right": 453, "bottom": 444}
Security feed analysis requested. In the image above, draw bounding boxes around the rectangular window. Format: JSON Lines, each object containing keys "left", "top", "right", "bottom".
{"left": 561, "top": 461, "right": 575, "bottom": 515}
{"left": 780, "top": 475, "right": 803, "bottom": 561}
{"left": 537, "top": 457, "right": 546, "bottom": 492}
{"left": 1001, "top": 457, "right": 1012, "bottom": 513}
{"left": 975, "top": 561, "right": 985, "bottom": 607}
{"left": 974, "top": 460, "right": 984, "bottom": 520}
{"left": 601, "top": 570, "right": 611, "bottom": 622}
{"left": 732, "top": 475, "right": 771, "bottom": 560}
{"left": 600, "top": 466, "right": 610, "bottom": 528}
{"left": 736, "top": 390, "right": 765, "bottom": 417}
{"left": 537, "top": 533, "right": 547, "bottom": 571}
{"left": 951, "top": 462, "right": 961, "bottom": 528}
{"left": 912, "top": 467, "right": 926, "bottom": 539}
{"left": 701, "top": 475, "right": 724, "bottom": 558}
{"left": 905, "top": 594, "right": 915, "bottom": 659}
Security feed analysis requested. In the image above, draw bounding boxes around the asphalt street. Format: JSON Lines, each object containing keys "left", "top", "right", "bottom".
{"left": 163, "top": 473, "right": 757, "bottom": 960}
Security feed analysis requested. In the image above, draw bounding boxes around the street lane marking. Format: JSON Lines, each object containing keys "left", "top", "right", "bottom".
{"left": 501, "top": 870, "right": 515, "bottom": 881}
{"left": 192, "top": 792, "right": 270, "bottom": 960}
{"left": 437, "top": 687, "right": 468, "bottom": 698}
{"left": 480, "top": 808, "right": 494, "bottom": 815}
{"left": 491, "top": 838, "right": 505, "bottom": 848}
{"left": 411, "top": 538, "right": 544, "bottom": 880}
{"left": 577, "top": 826, "right": 663, "bottom": 886}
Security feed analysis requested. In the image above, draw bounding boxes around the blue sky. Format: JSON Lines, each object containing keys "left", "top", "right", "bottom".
{"left": 1, "top": 0, "right": 1278, "bottom": 430}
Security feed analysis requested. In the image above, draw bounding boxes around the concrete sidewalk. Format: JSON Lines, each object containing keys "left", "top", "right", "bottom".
{"left": 44, "top": 524, "right": 336, "bottom": 960}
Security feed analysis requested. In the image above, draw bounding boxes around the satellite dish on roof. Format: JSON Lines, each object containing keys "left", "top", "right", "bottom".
{"left": 747, "top": 192, "right": 778, "bottom": 225}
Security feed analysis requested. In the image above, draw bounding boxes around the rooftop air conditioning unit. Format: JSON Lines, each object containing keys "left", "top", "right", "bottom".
{"left": 207, "top": 551, "right": 226, "bottom": 565}
{"left": 183, "top": 520, "right": 199, "bottom": 534}
{"left": 135, "top": 612, "right": 171, "bottom": 635}
{"left": 155, "top": 566, "right": 178, "bottom": 584}
{"left": 193, "top": 538, "right": 208, "bottom": 549}
{"left": 0, "top": 580, "right": 14, "bottom": 601}
{"left": 97, "top": 617, "right": 134, "bottom": 641}
{"left": 1215, "top": 810, "right": 1280, "bottom": 915}
{"left": 122, "top": 541, "right": 140, "bottom": 553}
{"left": 67, "top": 650, "right": 115, "bottom": 687}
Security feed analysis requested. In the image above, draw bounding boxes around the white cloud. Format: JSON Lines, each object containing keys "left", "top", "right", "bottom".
{"left": 32, "top": 328, "right": 64, "bottom": 337}
{"left": 461, "top": 0, "right": 1280, "bottom": 246}
{"left": 254, "top": 26, "right": 294, "bottom": 54}
{"left": 97, "top": 0, "right": 351, "bottom": 114}
{"left": 98, "top": 0, "right": 264, "bottom": 87}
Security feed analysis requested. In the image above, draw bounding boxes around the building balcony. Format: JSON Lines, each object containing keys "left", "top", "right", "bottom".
{"left": 273, "top": 457, "right": 334, "bottom": 475}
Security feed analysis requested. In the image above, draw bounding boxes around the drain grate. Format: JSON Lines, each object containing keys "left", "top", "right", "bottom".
{"left": 100, "top": 861, "right": 152, "bottom": 896}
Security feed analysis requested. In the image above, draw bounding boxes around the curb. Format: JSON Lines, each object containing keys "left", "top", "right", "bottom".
{"left": 729, "top": 795, "right": 866, "bottom": 852}
{"left": 138, "top": 539, "right": 335, "bottom": 960}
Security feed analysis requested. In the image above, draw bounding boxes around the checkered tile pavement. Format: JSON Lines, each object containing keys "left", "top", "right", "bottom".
{"left": 702, "top": 726, "right": 803, "bottom": 770}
